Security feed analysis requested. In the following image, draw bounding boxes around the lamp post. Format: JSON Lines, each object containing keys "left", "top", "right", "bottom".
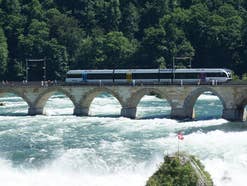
{"left": 25, "top": 59, "right": 29, "bottom": 81}
{"left": 43, "top": 59, "right": 46, "bottom": 81}
{"left": 172, "top": 57, "right": 175, "bottom": 84}
{"left": 173, "top": 56, "right": 192, "bottom": 68}
{"left": 172, "top": 56, "right": 192, "bottom": 84}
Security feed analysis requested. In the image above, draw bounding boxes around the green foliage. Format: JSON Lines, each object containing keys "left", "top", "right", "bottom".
{"left": 146, "top": 154, "right": 214, "bottom": 186}
{"left": 242, "top": 73, "right": 247, "bottom": 80}
{"left": 146, "top": 155, "right": 198, "bottom": 186}
{"left": 141, "top": 26, "right": 167, "bottom": 68}
{"left": 0, "top": 0, "right": 247, "bottom": 80}
{"left": 120, "top": 2, "right": 139, "bottom": 39}
{"left": 0, "top": 27, "right": 8, "bottom": 77}
{"left": 45, "top": 39, "right": 68, "bottom": 80}
{"left": 232, "top": 72, "right": 240, "bottom": 80}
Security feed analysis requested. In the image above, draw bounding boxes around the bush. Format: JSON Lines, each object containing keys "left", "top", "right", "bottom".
{"left": 146, "top": 153, "right": 213, "bottom": 186}
{"left": 146, "top": 155, "right": 198, "bottom": 186}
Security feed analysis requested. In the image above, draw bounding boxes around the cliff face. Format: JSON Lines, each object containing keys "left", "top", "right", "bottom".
{"left": 146, "top": 153, "right": 213, "bottom": 186}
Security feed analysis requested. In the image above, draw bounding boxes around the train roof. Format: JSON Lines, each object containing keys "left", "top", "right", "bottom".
{"left": 114, "top": 69, "right": 159, "bottom": 73}
{"left": 166, "top": 68, "right": 231, "bottom": 73}
{"left": 67, "top": 69, "right": 113, "bottom": 74}
{"left": 67, "top": 68, "right": 232, "bottom": 74}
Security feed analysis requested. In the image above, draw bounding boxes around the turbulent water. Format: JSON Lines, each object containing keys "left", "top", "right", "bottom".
{"left": 0, "top": 92, "right": 246, "bottom": 186}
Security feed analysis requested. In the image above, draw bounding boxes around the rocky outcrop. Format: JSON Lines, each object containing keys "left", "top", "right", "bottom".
{"left": 146, "top": 153, "right": 213, "bottom": 186}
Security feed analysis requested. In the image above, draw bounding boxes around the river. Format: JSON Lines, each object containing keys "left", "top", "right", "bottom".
{"left": 0, "top": 93, "right": 246, "bottom": 186}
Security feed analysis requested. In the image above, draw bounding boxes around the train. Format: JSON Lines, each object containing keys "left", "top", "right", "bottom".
{"left": 65, "top": 68, "right": 232, "bottom": 84}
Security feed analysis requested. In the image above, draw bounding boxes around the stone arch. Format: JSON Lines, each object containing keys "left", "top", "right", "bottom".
{"left": 234, "top": 95, "right": 247, "bottom": 121}
{"left": 128, "top": 88, "right": 172, "bottom": 108}
{"left": 134, "top": 88, "right": 172, "bottom": 119}
{"left": 183, "top": 86, "right": 226, "bottom": 119}
{"left": 120, "top": 88, "right": 171, "bottom": 119}
{"left": 0, "top": 88, "right": 31, "bottom": 106}
{"left": 34, "top": 87, "right": 76, "bottom": 109}
{"left": 80, "top": 87, "right": 124, "bottom": 109}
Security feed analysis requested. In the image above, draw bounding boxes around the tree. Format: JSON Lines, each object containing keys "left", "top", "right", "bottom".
{"left": 97, "top": 0, "right": 121, "bottom": 32}
{"left": 1, "top": 0, "right": 20, "bottom": 14}
{"left": 0, "top": 27, "right": 8, "bottom": 77}
{"left": 18, "top": 19, "right": 49, "bottom": 59}
{"left": 102, "top": 31, "right": 137, "bottom": 68}
{"left": 140, "top": 27, "right": 167, "bottom": 68}
{"left": 74, "top": 35, "right": 106, "bottom": 69}
{"left": 22, "top": 0, "right": 43, "bottom": 21}
{"left": 160, "top": 8, "right": 194, "bottom": 68}
{"left": 139, "top": 0, "right": 170, "bottom": 33}
{"left": 0, "top": 0, "right": 247, "bottom": 80}
{"left": 1, "top": 0, "right": 24, "bottom": 60}
{"left": 120, "top": 2, "right": 139, "bottom": 39}
{"left": 45, "top": 39, "right": 68, "bottom": 80}
{"left": 45, "top": 8, "right": 85, "bottom": 68}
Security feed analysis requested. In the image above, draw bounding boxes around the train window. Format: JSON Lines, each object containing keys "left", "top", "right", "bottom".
{"left": 133, "top": 73, "right": 158, "bottom": 79}
{"left": 87, "top": 73, "right": 113, "bottom": 79}
{"left": 206, "top": 73, "right": 226, "bottom": 77}
{"left": 159, "top": 73, "right": 172, "bottom": 79}
{"left": 126, "top": 73, "right": 132, "bottom": 81}
{"left": 114, "top": 73, "right": 126, "bottom": 79}
{"left": 175, "top": 73, "right": 198, "bottom": 79}
{"left": 67, "top": 73, "right": 82, "bottom": 78}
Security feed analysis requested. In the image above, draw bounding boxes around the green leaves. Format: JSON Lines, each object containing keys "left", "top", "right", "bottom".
{"left": 103, "top": 31, "right": 137, "bottom": 68}
{"left": 141, "top": 26, "right": 167, "bottom": 68}
{"left": 146, "top": 155, "right": 199, "bottom": 186}
{"left": 0, "top": 26, "right": 8, "bottom": 77}
{"left": 0, "top": 0, "right": 247, "bottom": 80}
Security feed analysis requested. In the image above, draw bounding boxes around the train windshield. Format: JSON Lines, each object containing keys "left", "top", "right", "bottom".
{"left": 225, "top": 70, "right": 232, "bottom": 79}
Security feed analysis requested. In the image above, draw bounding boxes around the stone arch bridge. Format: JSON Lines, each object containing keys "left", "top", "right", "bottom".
{"left": 0, "top": 84, "right": 247, "bottom": 121}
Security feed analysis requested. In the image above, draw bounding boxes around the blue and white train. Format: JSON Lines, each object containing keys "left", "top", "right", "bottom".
{"left": 65, "top": 68, "right": 232, "bottom": 84}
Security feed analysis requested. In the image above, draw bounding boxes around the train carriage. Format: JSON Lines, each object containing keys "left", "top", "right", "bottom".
{"left": 65, "top": 68, "right": 232, "bottom": 84}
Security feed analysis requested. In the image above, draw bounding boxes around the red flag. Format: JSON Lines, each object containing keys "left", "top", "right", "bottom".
{"left": 178, "top": 132, "right": 184, "bottom": 140}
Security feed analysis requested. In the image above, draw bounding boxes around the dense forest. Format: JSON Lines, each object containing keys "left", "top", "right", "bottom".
{"left": 0, "top": 0, "right": 247, "bottom": 80}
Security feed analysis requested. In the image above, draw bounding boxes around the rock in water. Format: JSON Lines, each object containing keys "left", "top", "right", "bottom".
{"left": 146, "top": 152, "right": 213, "bottom": 186}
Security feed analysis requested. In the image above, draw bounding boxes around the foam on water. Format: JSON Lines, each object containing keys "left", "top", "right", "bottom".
{"left": 0, "top": 157, "right": 157, "bottom": 186}
{"left": 0, "top": 93, "right": 246, "bottom": 186}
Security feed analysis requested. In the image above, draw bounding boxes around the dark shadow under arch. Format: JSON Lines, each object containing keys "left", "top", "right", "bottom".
{"left": 236, "top": 98, "right": 247, "bottom": 121}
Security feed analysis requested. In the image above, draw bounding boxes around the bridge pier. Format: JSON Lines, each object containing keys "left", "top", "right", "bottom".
{"left": 121, "top": 107, "right": 137, "bottom": 119}
{"left": 73, "top": 106, "right": 89, "bottom": 116}
{"left": 28, "top": 107, "right": 45, "bottom": 115}
{"left": 171, "top": 108, "right": 194, "bottom": 120}
{"left": 222, "top": 108, "right": 243, "bottom": 121}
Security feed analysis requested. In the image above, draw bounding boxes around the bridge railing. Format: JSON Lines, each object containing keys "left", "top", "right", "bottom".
{"left": 0, "top": 80, "right": 243, "bottom": 88}
{"left": 0, "top": 81, "right": 63, "bottom": 88}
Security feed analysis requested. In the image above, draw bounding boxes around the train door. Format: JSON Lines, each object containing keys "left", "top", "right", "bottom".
{"left": 200, "top": 73, "right": 206, "bottom": 82}
{"left": 126, "top": 72, "right": 132, "bottom": 83}
{"left": 82, "top": 72, "right": 87, "bottom": 82}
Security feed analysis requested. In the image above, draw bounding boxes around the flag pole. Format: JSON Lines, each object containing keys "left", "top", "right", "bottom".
{"left": 177, "top": 132, "right": 184, "bottom": 158}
